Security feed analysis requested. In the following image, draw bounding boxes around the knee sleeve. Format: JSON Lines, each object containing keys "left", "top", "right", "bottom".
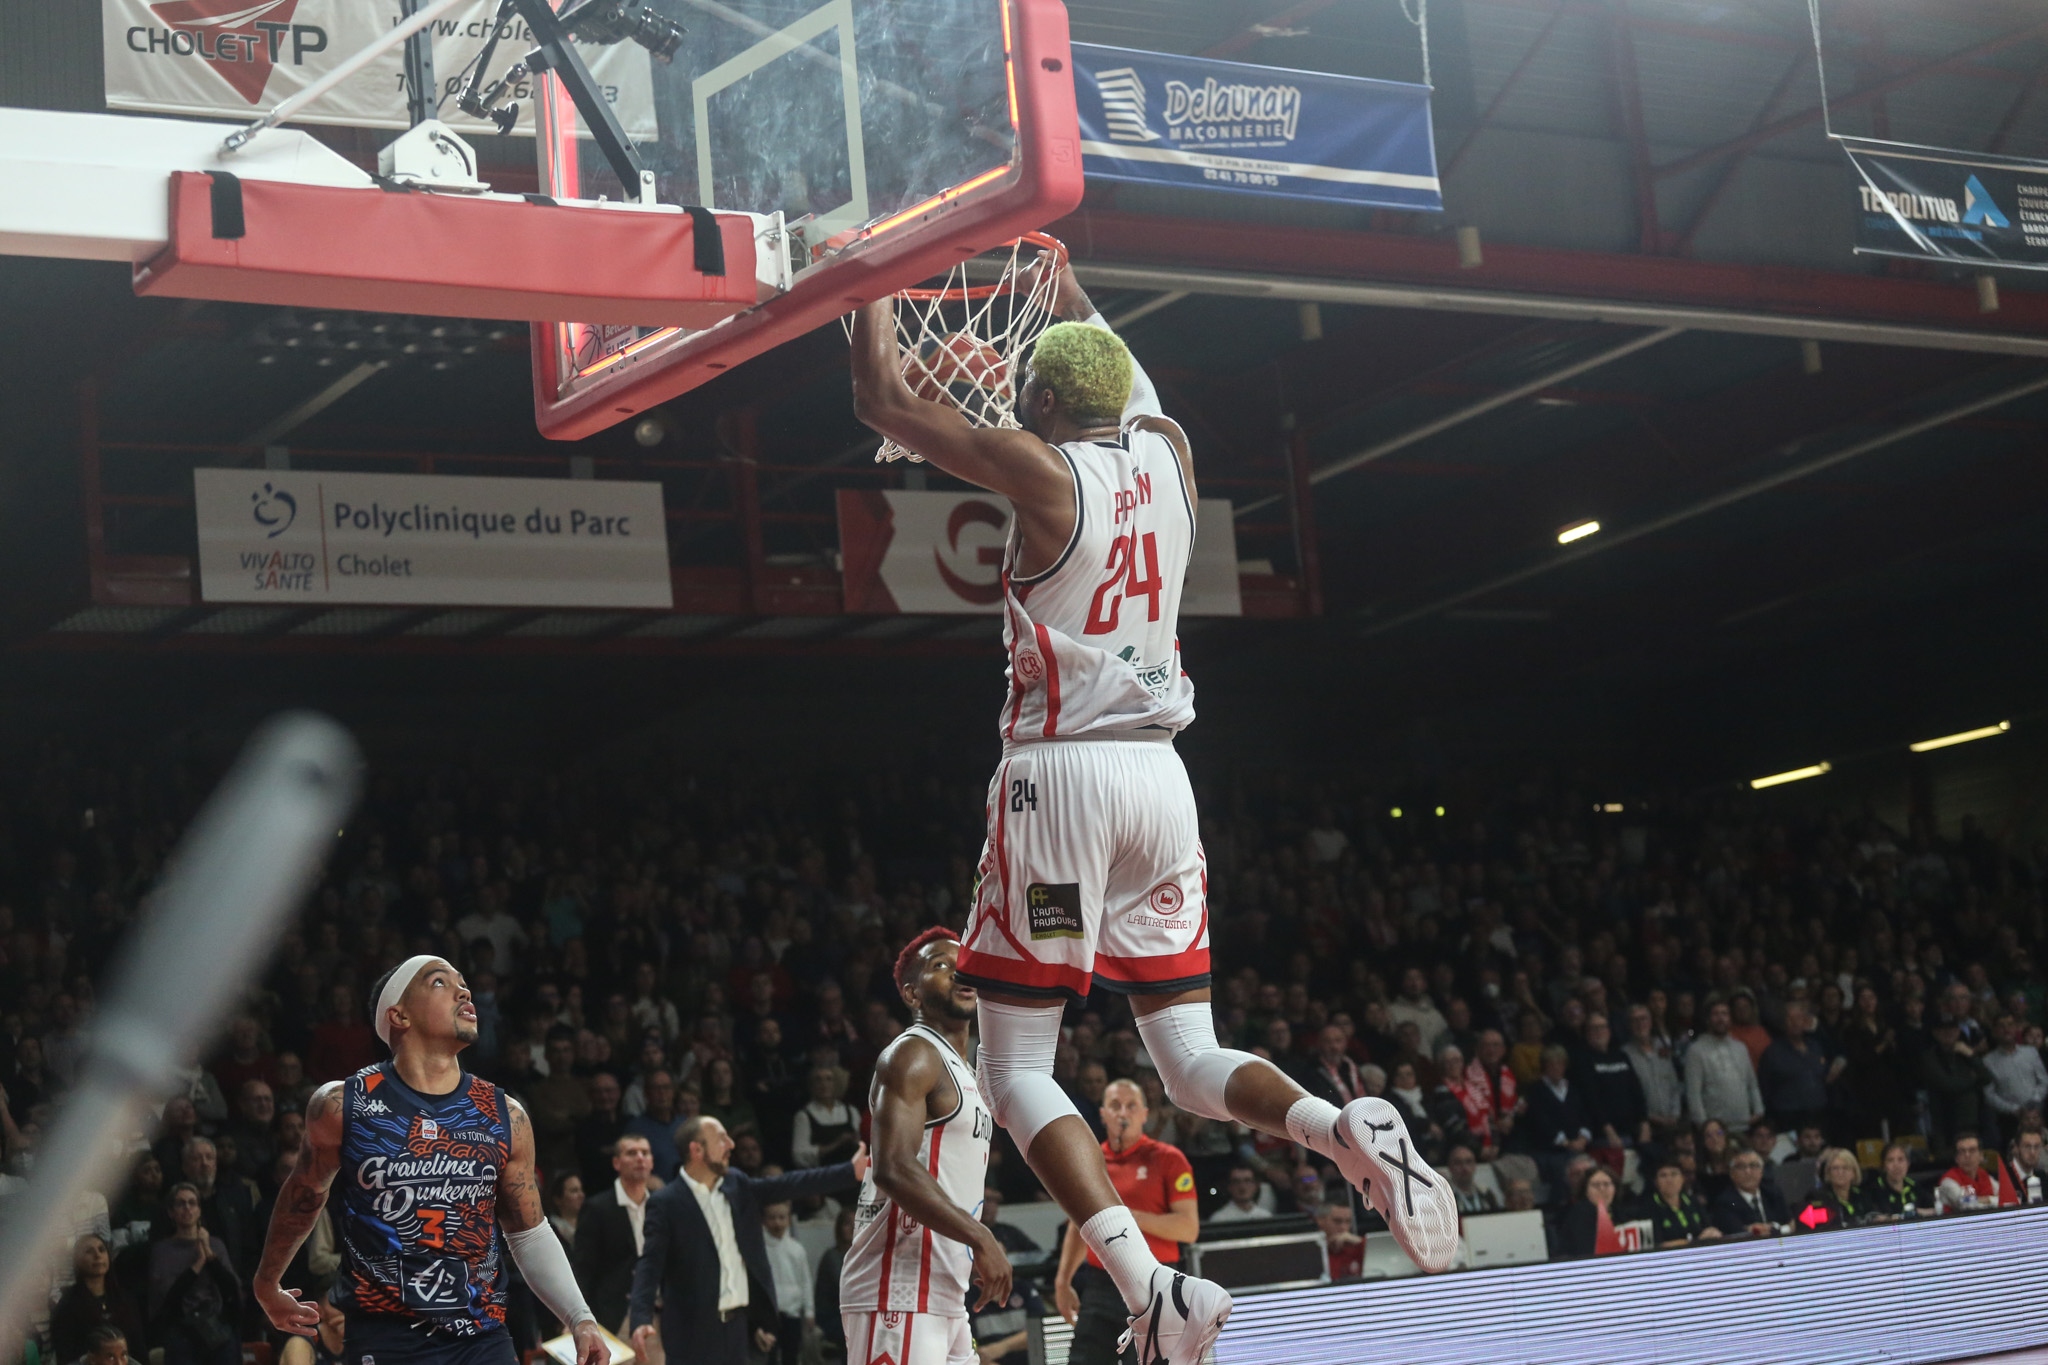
{"left": 976, "top": 998, "right": 1083, "bottom": 1152}
{"left": 1136, "top": 1002, "right": 1258, "bottom": 1122}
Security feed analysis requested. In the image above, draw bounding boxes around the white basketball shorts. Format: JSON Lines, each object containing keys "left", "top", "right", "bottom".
{"left": 844, "top": 1310, "right": 975, "bottom": 1365}
{"left": 955, "top": 733, "right": 1210, "bottom": 1002}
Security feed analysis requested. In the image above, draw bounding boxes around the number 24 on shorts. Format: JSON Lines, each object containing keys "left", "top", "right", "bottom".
{"left": 1010, "top": 779, "right": 1039, "bottom": 813}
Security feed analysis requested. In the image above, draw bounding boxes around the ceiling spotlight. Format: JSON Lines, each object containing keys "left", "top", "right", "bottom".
{"left": 1434, "top": 806, "right": 1446, "bottom": 817}
{"left": 1599, "top": 802, "right": 1624, "bottom": 813}
{"left": 1909, "top": 721, "right": 2010, "bottom": 753}
{"left": 1557, "top": 519, "right": 1600, "bottom": 545}
{"left": 1390, "top": 807, "right": 1403, "bottom": 819}
{"left": 1750, "top": 762, "right": 1832, "bottom": 790}
{"left": 633, "top": 415, "right": 669, "bottom": 448}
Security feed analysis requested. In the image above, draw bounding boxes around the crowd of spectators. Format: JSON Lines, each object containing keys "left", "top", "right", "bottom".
{"left": 4, "top": 737, "right": 2048, "bottom": 1361}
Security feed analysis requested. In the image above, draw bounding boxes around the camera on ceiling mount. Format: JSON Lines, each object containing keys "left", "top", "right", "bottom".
{"left": 559, "top": 0, "right": 687, "bottom": 63}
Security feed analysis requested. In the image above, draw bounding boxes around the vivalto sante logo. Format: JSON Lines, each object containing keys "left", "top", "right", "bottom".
{"left": 251, "top": 481, "right": 297, "bottom": 538}
{"left": 128, "top": 0, "right": 326, "bottom": 106}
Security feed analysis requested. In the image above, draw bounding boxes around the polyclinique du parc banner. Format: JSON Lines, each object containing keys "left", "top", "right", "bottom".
{"left": 194, "top": 468, "right": 672, "bottom": 608}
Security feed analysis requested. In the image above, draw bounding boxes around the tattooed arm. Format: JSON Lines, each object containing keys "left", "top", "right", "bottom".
{"left": 255, "top": 1081, "right": 343, "bottom": 1337}
{"left": 500, "top": 1098, "right": 606, "bottom": 1365}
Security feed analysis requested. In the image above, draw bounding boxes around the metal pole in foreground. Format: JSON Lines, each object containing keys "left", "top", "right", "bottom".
{"left": 0, "top": 713, "right": 363, "bottom": 1348}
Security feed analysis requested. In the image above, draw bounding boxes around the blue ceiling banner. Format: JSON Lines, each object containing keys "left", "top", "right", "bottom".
{"left": 1843, "top": 136, "right": 2048, "bottom": 272}
{"left": 1071, "top": 43, "right": 1442, "bottom": 212}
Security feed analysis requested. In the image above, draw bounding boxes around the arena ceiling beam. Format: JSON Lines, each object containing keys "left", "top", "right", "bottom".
{"left": 1650, "top": 17, "right": 2048, "bottom": 182}
{"left": 1355, "top": 368, "right": 2048, "bottom": 637}
{"left": 1053, "top": 211, "right": 2048, "bottom": 356}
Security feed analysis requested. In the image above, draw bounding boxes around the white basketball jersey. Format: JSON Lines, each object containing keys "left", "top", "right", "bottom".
{"left": 840, "top": 1026, "right": 993, "bottom": 1318}
{"left": 999, "top": 426, "right": 1197, "bottom": 741}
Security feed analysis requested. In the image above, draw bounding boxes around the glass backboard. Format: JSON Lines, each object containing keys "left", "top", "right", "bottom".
{"left": 531, "top": 0, "right": 1081, "bottom": 440}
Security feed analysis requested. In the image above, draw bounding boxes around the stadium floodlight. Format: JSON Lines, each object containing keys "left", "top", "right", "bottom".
{"left": 1750, "top": 761, "right": 1832, "bottom": 790}
{"left": 1909, "top": 721, "right": 2011, "bottom": 753}
{"left": 1597, "top": 802, "right": 1625, "bottom": 813}
{"left": 1557, "top": 520, "right": 1600, "bottom": 544}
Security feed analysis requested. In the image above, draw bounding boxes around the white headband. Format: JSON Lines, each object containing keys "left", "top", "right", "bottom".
{"left": 374, "top": 955, "right": 450, "bottom": 1047}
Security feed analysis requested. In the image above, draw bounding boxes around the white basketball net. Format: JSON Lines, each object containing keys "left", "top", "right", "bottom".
{"left": 848, "top": 236, "right": 1064, "bottom": 463}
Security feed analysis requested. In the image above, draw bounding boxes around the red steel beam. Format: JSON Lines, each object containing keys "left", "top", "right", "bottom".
{"left": 1049, "top": 209, "right": 2048, "bottom": 337}
{"left": 1652, "top": 18, "right": 2048, "bottom": 180}
{"left": 1607, "top": 2, "right": 1664, "bottom": 253}
{"left": 1672, "top": 54, "right": 1808, "bottom": 255}
{"left": 1443, "top": 2, "right": 1566, "bottom": 177}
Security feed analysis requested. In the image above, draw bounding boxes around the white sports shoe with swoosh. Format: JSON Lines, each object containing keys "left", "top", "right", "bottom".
{"left": 1330, "top": 1095, "right": 1461, "bottom": 1272}
{"left": 1118, "top": 1266, "right": 1232, "bottom": 1365}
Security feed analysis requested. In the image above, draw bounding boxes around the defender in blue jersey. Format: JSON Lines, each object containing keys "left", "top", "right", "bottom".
{"left": 253, "top": 956, "right": 605, "bottom": 1365}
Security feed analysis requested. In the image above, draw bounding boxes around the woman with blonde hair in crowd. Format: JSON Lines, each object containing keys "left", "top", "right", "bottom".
{"left": 1797, "top": 1148, "right": 1868, "bottom": 1231}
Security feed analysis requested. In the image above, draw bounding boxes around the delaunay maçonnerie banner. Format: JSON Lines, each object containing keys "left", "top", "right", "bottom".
{"left": 1071, "top": 42, "right": 1441, "bottom": 212}
{"left": 194, "top": 468, "right": 673, "bottom": 609}
{"left": 102, "top": 0, "right": 655, "bottom": 140}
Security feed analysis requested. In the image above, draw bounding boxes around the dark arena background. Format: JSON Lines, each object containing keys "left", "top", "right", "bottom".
{"left": 3, "top": 1, "right": 2048, "bottom": 1364}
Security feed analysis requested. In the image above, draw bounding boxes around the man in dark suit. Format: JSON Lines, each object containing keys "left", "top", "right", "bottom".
{"left": 1709, "top": 1149, "right": 1788, "bottom": 1236}
{"left": 628, "top": 1115, "right": 867, "bottom": 1365}
{"left": 575, "top": 1133, "right": 658, "bottom": 1333}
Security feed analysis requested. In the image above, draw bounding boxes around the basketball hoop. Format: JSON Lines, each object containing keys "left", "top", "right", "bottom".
{"left": 848, "top": 232, "right": 1067, "bottom": 463}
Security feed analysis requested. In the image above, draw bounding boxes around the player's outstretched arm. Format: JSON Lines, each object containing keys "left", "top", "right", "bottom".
{"left": 849, "top": 299, "right": 1071, "bottom": 510}
{"left": 869, "top": 1040, "right": 1012, "bottom": 1310}
{"left": 500, "top": 1098, "right": 605, "bottom": 1365}
{"left": 255, "top": 1081, "right": 342, "bottom": 1336}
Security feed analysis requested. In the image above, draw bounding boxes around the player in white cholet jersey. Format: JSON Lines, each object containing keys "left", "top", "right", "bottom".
{"left": 998, "top": 420, "right": 1196, "bottom": 742}
{"left": 841, "top": 930, "right": 1007, "bottom": 1365}
{"left": 852, "top": 264, "right": 1459, "bottom": 1365}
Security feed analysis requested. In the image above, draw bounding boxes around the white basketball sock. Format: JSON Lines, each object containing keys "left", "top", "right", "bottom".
{"left": 1080, "top": 1205, "right": 1162, "bottom": 1313}
{"left": 1285, "top": 1096, "right": 1343, "bottom": 1158}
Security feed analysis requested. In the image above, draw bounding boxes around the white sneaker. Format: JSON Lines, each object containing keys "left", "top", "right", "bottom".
{"left": 1330, "top": 1095, "right": 1460, "bottom": 1272}
{"left": 1118, "top": 1266, "right": 1232, "bottom": 1365}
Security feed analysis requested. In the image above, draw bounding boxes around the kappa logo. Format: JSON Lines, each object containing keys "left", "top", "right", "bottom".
{"left": 360, "top": 1098, "right": 392, "bottom": 1116}
{"left": 133, "top": 0, "right": 325, "bottom": 106}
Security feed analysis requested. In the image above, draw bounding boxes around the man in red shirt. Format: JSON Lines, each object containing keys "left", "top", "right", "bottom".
{"left": 1054, "top": 1080, "right": 1199, "bottom": 1365}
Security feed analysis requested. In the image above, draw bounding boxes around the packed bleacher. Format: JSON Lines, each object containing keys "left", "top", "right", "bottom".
{"left": 4, "top": 738, "right": 2046, "bottom": 1364}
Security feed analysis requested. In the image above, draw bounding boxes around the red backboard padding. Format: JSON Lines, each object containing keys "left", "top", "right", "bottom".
{"left": 134, "top": 172, "right": 760, "bottom": 328}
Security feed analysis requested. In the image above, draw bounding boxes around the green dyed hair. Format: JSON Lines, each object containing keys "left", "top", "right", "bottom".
{"left": 1028, "top": 322, "right": 1133, "bottom": 423}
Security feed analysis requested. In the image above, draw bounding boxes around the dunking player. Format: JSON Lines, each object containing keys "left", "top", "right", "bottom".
{"left": 254, "top": 956, "right": 605, "bottom": 1365}
{"left": 840, "top": 928, "right": 1007, "bottom": 1365}
{"left": 850, "top": 268, "right": 1459, "bottom": 1363}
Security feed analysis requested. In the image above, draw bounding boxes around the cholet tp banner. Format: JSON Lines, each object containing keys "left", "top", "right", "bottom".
{"left": 195, "top": 468, "right": 673, "bottom": 608}
{"left": 103, "top": 0, "right": 655, "bottom": 139}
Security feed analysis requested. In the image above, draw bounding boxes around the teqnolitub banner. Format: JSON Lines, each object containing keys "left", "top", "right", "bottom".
{"left": 1071, "top": 42, "right": 1440, "bottom": 211}
{"left": 1844, "top": 136, "right": 2048, "bottom": 271}
{"left": 102, "top": 0, "right": 655, "bottom": 139}
{"left": 195, "top": 468, "right": 672, "bottom": 608}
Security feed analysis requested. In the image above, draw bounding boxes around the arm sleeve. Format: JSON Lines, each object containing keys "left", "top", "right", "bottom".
{"left": 505, "top": 1221, "right": 597, "bottom": 1329}
{"left": 1083, "top": 311, "right": 1162, "bottom": 420}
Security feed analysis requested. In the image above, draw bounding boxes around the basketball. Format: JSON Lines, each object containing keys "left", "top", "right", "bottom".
{"left": 904, "top": 332, "right": 1011, "bottom": 411}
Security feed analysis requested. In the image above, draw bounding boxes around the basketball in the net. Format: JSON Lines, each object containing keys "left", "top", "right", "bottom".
{"left": 904, "top": 333, "right": 1010, "bottom": 413}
